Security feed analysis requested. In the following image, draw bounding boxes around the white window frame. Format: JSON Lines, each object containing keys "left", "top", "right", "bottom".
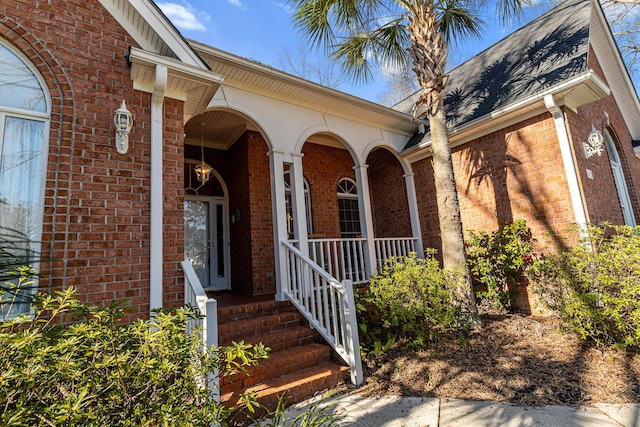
{"left": 604, "top": 129, "right": 636, "bottom": 227}
{"left": 337, "top": 178, "right": 361, "bottom": 238}
{"left": 0, "top": 40, "right": 51, "bottom": 319}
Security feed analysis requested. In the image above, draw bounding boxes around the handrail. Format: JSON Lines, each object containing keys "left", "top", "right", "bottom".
{"left": 181, "top": 257, "right": 219, "bottom": 402}
{"left": 281, "top": 240, "right": 363, "bottom": 386}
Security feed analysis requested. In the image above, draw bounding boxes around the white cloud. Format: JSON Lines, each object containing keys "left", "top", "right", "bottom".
{"left": 157, "top": 2, "right": 208, "bottom": 31}
{"left": 228, "top": 0, "right": 244, "bottom": 7}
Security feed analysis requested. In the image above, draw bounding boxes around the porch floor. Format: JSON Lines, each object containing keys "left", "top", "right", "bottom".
{"left": 206, "top": 291, "right": 276, "bottom": 308}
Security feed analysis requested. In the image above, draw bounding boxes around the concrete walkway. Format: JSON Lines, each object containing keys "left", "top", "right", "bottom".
{"left": 284, "top": 394, "right": 640, "bottom": 426}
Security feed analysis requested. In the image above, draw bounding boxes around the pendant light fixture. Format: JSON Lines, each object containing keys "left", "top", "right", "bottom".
{"left": 194, "top": 122, "right": 213, "bottom": 184}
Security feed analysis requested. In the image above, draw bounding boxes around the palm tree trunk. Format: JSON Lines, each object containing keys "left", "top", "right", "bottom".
{"left": 428, "top": 101, "right": 477, "bottom": 315}
{"left": 408, "top": 3, "right": 477, "bottom": 316}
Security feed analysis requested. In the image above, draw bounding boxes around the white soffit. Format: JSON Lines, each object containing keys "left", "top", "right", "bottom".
{"left": 589, "top": 0, "right": 640, "bottom": 139}
{"left": 189, "top": 41, "right": 417, "bottom": 135}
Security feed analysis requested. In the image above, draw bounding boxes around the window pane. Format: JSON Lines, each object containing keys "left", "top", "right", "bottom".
{"left": 0, "top": 116, "right": 45, "bottom": 317}
{"left": 0, "top": 44, "right": 47, "bottom": 113}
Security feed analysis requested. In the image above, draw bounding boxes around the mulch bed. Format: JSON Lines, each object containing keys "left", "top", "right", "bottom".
{"left": 351, "top": 314, "right": 640, "bottom": 406}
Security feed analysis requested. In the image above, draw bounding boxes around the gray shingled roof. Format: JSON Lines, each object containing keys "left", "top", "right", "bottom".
{"left": 398, "top": 0, "right": 591, "bottom": 150}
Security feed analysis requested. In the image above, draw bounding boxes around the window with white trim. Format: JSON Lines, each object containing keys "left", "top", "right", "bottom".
{"left": 284, "top": 171, "right": 313, "bottom": 240}
{"left": 0, "top": 41, "right": 50, "bottom": 319}
{"left": 337, "top": 178, "right": 361, "bottom": 238}
{"left": 604, "top": 129, "right": 636, "bottom": 226}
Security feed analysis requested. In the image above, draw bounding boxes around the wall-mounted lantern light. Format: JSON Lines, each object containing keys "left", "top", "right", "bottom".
{"left": 114, "top": 100, "right": 133, "bottom": 154}
{"left": 194, "top": 122, "right": 213, "bottom": 184}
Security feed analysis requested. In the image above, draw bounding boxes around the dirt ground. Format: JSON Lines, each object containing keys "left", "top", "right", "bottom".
{"left": 352, "top": 314, "right": 640, "bottom": 406}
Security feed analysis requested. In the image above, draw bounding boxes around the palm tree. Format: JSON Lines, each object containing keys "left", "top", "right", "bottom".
{"left": 290, "top": 0, "right": 528, "bottom": 315}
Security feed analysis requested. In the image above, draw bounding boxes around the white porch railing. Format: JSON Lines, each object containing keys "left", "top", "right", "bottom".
{"left": 181, "top": 257, "right": 219, "bottom": 402}
{"left": 308, "top": 238, "right": 367, "bottom": 284}
{"left": 373, "top": 237, "right": 417, "bottom": 269}
{"left": 282, "top": 240, "right": 363, "bottom": 386}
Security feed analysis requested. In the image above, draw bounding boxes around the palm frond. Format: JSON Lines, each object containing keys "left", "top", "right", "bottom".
{"left": 332, "top": 32, "right": 377, "bottom": 83}
{"left": 436, "top": 0, "right": 484, "bottom": 44}
{"left": 370, "top": 17, "right": 411, "bottom": 73}
{"left": 495, "top": 0, "right": 530, "bottom": 25}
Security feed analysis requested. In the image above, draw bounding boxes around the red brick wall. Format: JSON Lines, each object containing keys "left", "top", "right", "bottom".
{"left": 302, "top": 142, "right": 356, "bottom": 238}
{"left": 366, "top": 148, "right": 412, "bottom": 238}
{"left": 246, "top": 131, "right": 275, "bottom": 294}
{"left": 1, "top": 0, "right": 186, "bottom": 320}
{"left": 227, "top": 134, "right": 253, "bottom": 293}
{"left": 413, "top": 114, "right": 577, "bottom": 312}
{"left": 414, "top": 113, "right": 575, "bottom": 255}
{"left": 161, "top": 99, "right": 186, "bottom": 309}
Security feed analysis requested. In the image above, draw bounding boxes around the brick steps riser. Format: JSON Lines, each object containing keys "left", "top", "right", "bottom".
{"left": 238, "top": 327, "right": 317, "bottom": 353}
{"left": 217, "top": 301, "right": 296, "bottom": 324}
{"left": 218, "top": 312, "right": 302, "bottom": 344}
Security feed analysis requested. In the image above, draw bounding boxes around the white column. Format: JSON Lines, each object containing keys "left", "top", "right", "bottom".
{"left": 269, "top": 150, "right": 288, "bottom": 300}
{"left": 544, "top": 95, "right": 588, "bottom": 233}
{"left": 404, "top": 171, "right": 424, "bottom": 257}
{"left": 150, "top": 64, "right": 167, "bottom": 312}
{"left": 354, "top": 164, "right": 377, "bottom": 277}
{"left": 290, "top": 153, "right": 309, "bottom": 256}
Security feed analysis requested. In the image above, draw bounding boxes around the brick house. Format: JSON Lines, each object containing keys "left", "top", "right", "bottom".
{"left": 1, "top": 0, "right": 638, "bottom": 406}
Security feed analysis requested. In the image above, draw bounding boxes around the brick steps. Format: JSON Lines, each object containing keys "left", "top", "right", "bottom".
{"left": 218, "top": 299, "right": 349, "bottom": 415}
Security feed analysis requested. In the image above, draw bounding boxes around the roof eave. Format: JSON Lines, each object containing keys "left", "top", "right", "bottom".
{"left": 129, "top": 47, "right": 225, "bottom": 120}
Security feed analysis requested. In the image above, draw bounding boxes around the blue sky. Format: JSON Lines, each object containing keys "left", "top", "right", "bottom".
{"left": 156, "top": 0, "right": 548, "bottom": 103}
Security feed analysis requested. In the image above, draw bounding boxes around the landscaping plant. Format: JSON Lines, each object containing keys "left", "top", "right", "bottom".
{"left": 528, "top": 223, "right": 640, "bottom": 349}
{"left": 357, "top": 251, "right": 468, "bottom": 352}
{"left": 0, "top": 285, "right": 269, "bottom": 427}
{"left": 466, "top": 219, "right": 535, "bottom": 311}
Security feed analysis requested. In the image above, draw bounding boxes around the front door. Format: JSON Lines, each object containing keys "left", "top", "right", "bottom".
{"left": 184, "top": 196, "right": 230, "bottom": 291}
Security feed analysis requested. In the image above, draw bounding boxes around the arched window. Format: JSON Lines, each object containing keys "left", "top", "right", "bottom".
{"left": 284, "top": 171, "right": 313, "bottom": 240}
{"left": 337, "top": 178, "right": 360, "bottom": 238}
{"left": 0, "top": 41, "right": 50, "bottom": 318}
{"left": 605, "top": 129, "right": 636, "bottom": 226}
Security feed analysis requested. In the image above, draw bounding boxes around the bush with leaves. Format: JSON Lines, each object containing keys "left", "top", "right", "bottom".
{"left": 0, "top": 286, "right": 269, "bottom": 426}
{"left": 466, "top": 219, "right": 535, "bottom": 311}
{"left": 528, "top": 223, "right": 640, "bottom": 349}
{"left": 357, "top": 251, "right": 468, "bottom": 352}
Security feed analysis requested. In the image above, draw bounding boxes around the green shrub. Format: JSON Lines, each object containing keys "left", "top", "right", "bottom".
{"left": 528, "top": 223, "right": 640, "bottom": 349}
{"left": 466, "top": 219, "right": 535, "bottom": 310}
{"left": 0, "top": 287, "right": 269, "bottom": 426}
{"left": 357, "top": 251, "right": 467, "bottom": 352}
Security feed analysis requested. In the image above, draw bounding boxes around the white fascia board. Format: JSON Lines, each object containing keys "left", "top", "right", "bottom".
{"left": 402, "top": 71, "right": 610, "bottom": 164}
{"left": 126, "top": 0, "right": 206, "bottom": 68}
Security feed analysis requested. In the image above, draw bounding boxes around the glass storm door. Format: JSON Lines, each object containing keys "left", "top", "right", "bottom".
{"left": 184, "top": 196, "right": 229, "bottom": 291}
